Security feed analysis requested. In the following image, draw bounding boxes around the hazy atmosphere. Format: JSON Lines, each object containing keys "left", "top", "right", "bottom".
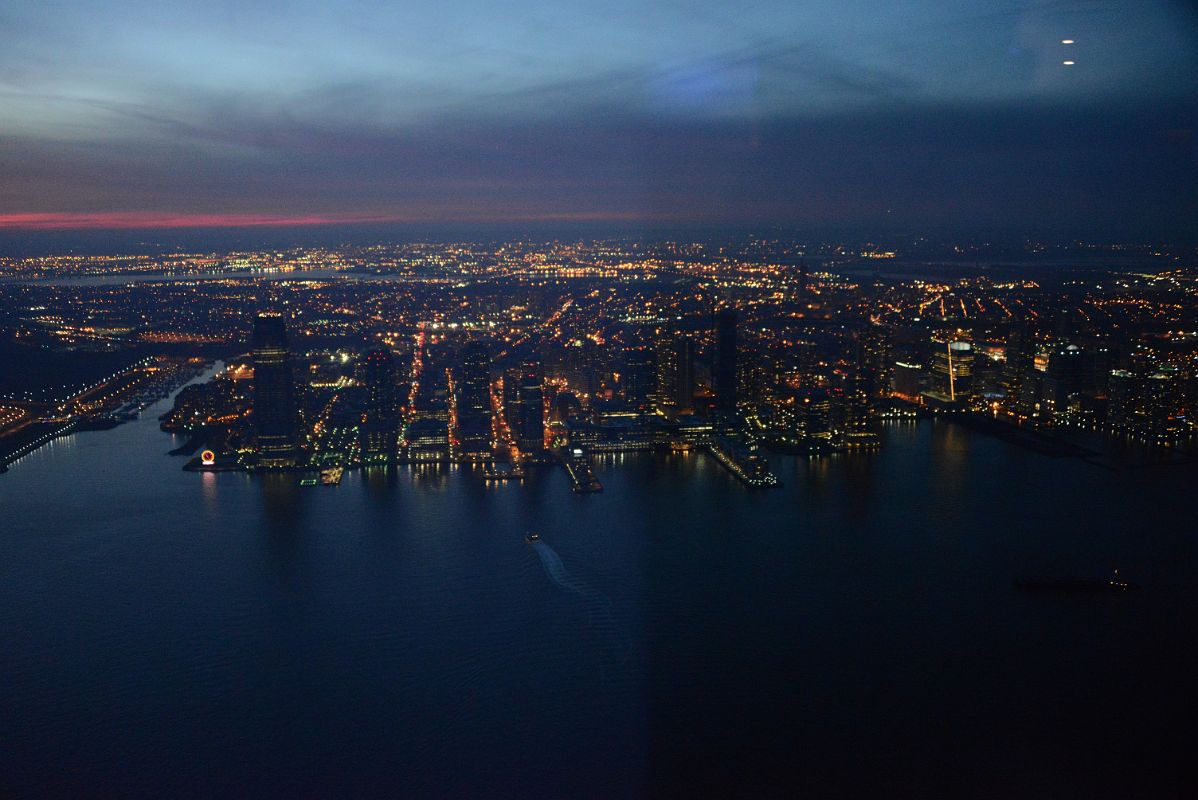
{"left": 2, "top": 1, "right": 1196, "bottom": 239}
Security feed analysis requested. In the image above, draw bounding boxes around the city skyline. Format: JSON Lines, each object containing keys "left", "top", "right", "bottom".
{"left": 2, "top": 237, "right": 1196, "bottom": 798}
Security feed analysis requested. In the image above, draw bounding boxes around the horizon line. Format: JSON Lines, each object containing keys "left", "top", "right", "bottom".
{"left": 0, "top": 210, "right": 680, "bottom": 231}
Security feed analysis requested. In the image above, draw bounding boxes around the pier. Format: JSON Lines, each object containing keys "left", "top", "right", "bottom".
{"left": 708, "top": 435, "right": 780, "bottom": 488}
{"left": 557, "top": 448, "right": 603, "bottom": 493}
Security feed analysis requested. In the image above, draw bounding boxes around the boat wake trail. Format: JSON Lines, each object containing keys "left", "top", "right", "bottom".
{"left": 531, "top": 540, "right": 634, "bottom": 697}
{"left": 531, "top": 540, "right": 585, "bottom": 596}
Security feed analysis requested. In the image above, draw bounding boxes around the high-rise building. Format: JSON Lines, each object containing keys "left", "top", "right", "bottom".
{"left": 622, "top": 345, "right": 654, "bottom": 410}
{"left": 360, "top": 348, "right": 397, "bottom": 417}
{"left": 928, "top": 340, "right": 974, "bottom": 404}
{"left": 892, "top": 360, "right": 925, "bottom": 403}
{"left": 737, "top": 348, "right": 768, "bottom": 408}
{"left": 796, "top": 341, "right": 821, "bottom": 390}
{"left": 655, "top": 333, "right": 694, "bottom": 412}
{"left": 1107, "top": 369, "right": 1138, "bottom": 430}
{"left": 843, "top": 371, "right": 870, "bottom": 433}
{"left": 1143, "top": 369, "right": 1186, "bottom": 441}
{"left": 457, "top": 341, "right": 491, "bottom": 417}
{"left": 857, "top": 325, "right": 892, "bottom": 399}
{"left": 1042, "top": 343, "right": 1087, "bottom": 422}
{"left": 516, "top": 359, "right": 545, "bottom": 452}
{"left": 358, "top": 348, "right": 398, "bottom": 462}
{"left": 713, "top": 308, "right": 738, "bottom": 420}
{"left": 1002, "top": 323, "right": 1035, "bottom": 414}
{"left": 404, "top": 417, "right": 451, "bottom": 462}
{"left": 252, "top": 313, "right": 299, "bottom": 468}
{"left": 1106, "top": 367, "right": 1189, "bottom": 441}
{"left": 503, "top": 366, "right": 522, "bottom": 435}
{"left": 455, "top": 341, "right": 493, "bottom": 458}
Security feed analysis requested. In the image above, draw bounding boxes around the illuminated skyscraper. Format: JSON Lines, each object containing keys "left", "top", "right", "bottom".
{"left": 929, "top": 340, "right": 974, "bottom": 404}
{"left": 655, "top": 333, "right": 694, "bottom": 412}
{"left": 857, "top": 325, "right": 892, "bottom": 399}
{"left": 252, "top": 313, "right": 299, "bottom": 468}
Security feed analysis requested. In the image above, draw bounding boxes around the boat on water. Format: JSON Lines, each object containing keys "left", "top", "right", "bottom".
{"left": 524, "top": 532, "right": 540, "bottom": 544}
{"left": 319, "top": 466, "right": 344, "bottom": 486}
{"left": 1015, "top": 569, "right": 1138, "bottom": 593}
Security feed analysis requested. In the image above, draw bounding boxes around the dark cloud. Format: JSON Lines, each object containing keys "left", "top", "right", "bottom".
{"left": 0, "top": 0, "right": 1195, "bottom": 240}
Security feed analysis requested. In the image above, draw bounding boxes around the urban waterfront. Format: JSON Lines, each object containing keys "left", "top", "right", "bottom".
{"left": 1, "top": 381, "right": 1195, "bottom": 798}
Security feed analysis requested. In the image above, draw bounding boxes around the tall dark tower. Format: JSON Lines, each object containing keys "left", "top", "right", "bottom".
{"left": 516, "top": 359, "right": 545, "bottom": 452}
{"left": 623, "top": 344, "right": 654, "bottom": 410}
{"left": 713, "top": 307, "right": 738, "bottom": 421}
{"left": 359, "top": 347, "right": 398, "bottom": 461}
{"left": 673, "top": 336, "right": 695, "bottom": 410}
{"left": 361, "top": 348, "right": 397, "bottom": 417}
{"left": 252, "top": 313, "right": 299, "bottom": 468}
{"left": 455, "top": 341, "right": 493, "bottom": 457}
{"left": 458, "top": 341, "right": 491, "bottom": 418}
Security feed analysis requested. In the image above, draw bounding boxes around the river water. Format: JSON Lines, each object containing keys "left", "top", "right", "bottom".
{"left": 1, "top": 384, "right": 1195, "bottom": 798}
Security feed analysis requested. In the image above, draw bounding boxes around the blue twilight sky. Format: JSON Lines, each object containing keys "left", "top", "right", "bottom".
{"left": 0, "top": 0, "right": 1195, "bottom": 238}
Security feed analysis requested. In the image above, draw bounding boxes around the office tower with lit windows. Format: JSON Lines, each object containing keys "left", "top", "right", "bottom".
{"left": 359, "top": 348, "right": 398, "bottom": 461}
{"left": 857, "top": 325, "right": 892, "bottom": 400}
{"left": 927, "top": 340, "right": 974, "bottom": 406}
{"left": 361, "top": 348, "right": 397, "bottom": 417}
{"left": 737, "top": 348, "right": 769, "bottom": 408}
{"left": 655, "top": 333, "right": 695, "bottom": 412}
{"left": 252, "top": 312, "right": 299, "bottom": 468}
{"left": 843, "top": 371, "right": 870, "bottom": 433}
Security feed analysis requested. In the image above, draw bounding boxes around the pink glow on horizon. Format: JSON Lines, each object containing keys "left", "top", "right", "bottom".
{"left": 0, "top": 209, "right": 671, "bottom": 230}
{"left": 0, "top": 212, "right": 407, "bottom": 231}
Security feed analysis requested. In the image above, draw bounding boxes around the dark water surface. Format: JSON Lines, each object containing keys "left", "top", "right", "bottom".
{"left": 2, "top": 391, "right": 1195, "bottom": 798}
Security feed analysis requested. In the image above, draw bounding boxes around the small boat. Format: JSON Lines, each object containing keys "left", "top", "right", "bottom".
{"left": 319, "top": 466, "right": 344, "bottom": 486}
{"left": 524, "top": 532, "right": 540, "bottom": 544}
{"left": 1015, "top": 569, "right": 1138, "bottom": 593}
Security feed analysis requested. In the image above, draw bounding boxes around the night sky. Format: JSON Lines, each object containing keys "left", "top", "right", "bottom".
{"left": 1, "top": 1, "right": 1196, "bottom": 239}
